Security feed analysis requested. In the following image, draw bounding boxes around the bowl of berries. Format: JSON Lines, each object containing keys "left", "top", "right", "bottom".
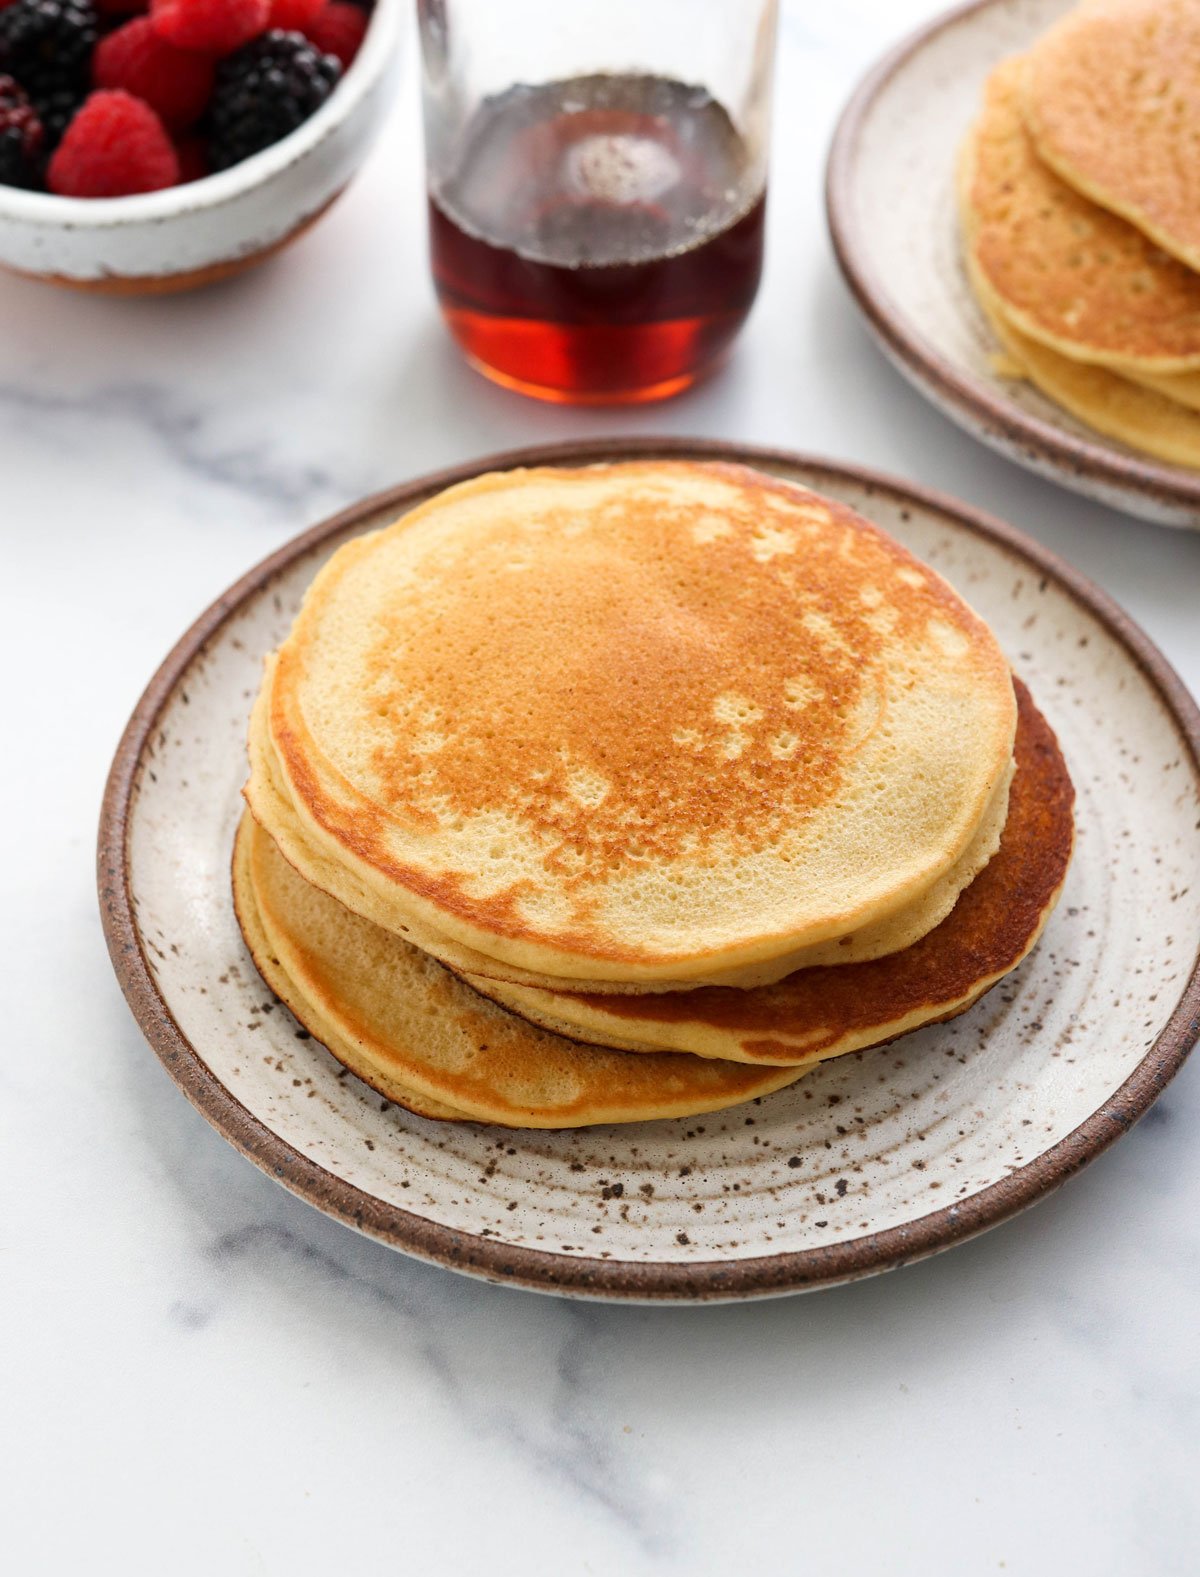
{"left": 0, "top": 0, "right": 399, "bottom": 290}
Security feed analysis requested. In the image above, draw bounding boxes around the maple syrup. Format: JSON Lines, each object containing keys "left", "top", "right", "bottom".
{"left": 427, "top": 73, "right": 766, "bottom": 402}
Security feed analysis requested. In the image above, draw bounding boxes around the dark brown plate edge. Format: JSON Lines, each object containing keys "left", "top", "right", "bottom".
{"left": 97, "top": 435, "right": 1200, "bottom": 1301}
{"left": 824, "top": 0, "right": 1200, "bottom": 525}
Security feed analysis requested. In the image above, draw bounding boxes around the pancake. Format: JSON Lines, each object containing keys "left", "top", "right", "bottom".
{"left": 968, "top": 252, "right": 1200, "bottom": 469}
{"left": 232, "top": 814, "right": 812, "bottom": 1128}
{"left": 245, "top": 671, "right": 1016, "bottom": 993}
{"left": 961, "top": 57, "right": 1200, "bottom": 374}
{"left": 265, "top": 461, "right": 1018, "bottom": 986}
{"left": 1025, "top": 0, "right": 1200, "bottom": 275}
{"left": 233, "top": 828, "right": 467, "bottom": 1122}
{"left": 464, "top": 680, "right": 1074, "bottom": 1067}
{"left": 1122, "top": 366, "right": 1200, "bottom": 415}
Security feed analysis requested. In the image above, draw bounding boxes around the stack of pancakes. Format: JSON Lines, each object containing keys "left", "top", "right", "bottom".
{"left": 234, "top": 461, "right": 1074, "bottom": 1128}
{"left": 960, "top": 0, "right": 1200, "bottom": 468}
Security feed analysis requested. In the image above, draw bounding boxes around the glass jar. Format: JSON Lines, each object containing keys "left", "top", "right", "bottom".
{"left": 418, "top": 0, "right": 778, "bottom": 403}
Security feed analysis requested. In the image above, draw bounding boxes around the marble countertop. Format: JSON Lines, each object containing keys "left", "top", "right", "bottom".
{"left": 6, "top": 3, "right": 1200, "bottom": 1572}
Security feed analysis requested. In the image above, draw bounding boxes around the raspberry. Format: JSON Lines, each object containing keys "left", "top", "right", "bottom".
{"left": 267, "top": 0, "right": 318, "bottom": 30}
{"left": 94, "top": 16, "right": 214, "bottom": 127}
{"left": 173, "top": 129, "right": 204, "bottom": 179}
{"left": 149, "top": 0, "right": 266, "bottom": 54}
{"left": 303, "top": 1, "right": 361, "bottom": 69}
{"left": 207, "top": 28, "right": 337, "bottom": 170}
{"left": 0, "top": 72, "right": 43, "bottom": 185}
{"left": 48, "top": 86, "right": 178, "bottom": 192}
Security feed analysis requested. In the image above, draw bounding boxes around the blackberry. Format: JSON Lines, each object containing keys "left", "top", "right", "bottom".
{"left": 0, "top": 74, "right": 43, "bottom": 187}
{"left": 0, "top": 0, "right": 97, "bottom": 106}
{"left": 208, "top": 31, "right": 340, "bottom": 172}
{"left": 35, "top": 83, "right": 84, "bottom": 151}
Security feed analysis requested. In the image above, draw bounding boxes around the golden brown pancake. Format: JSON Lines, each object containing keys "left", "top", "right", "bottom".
{"left": 232, "top": 831, "right": 468, "bottom": 1122}
{"left": 1122, "top": 365, "right": 1200, "bottom": 414}
{"left": 232, "top": 814, "right": 811, "bottom": 1128}
{"left": 465, "top": 680, "right": 1073, "bottom": 1067}
{"left": 969, "top": 252, "right": 1200, "bottom": 469}
{"left": 1025, "top": 0, "right": 1200, "bottom": 275}
{"left": 264, "top": 462, "right": 1018, "bottom": 987}
{"left": 245, "top": 670, "right": 1015, "bottom": 993}
{"left": 961, "top": 56, "right": 1200, "bottom": 374}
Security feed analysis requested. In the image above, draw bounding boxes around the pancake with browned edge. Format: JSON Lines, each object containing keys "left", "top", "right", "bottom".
{"left": 245, "top": 668, "right": 1015, "bottom": 993}
{"left": 1026, "top": 0, "right": 1200, "bottom": 275}
{"left": 968, "top": 252, "right": 1200, "bottom": 469}
{"left": 233, "top": 828, "right": 467, "bottom": 1122}
{"left": 464, "top": 680, "right": 1073, "bottom": 1066}
{"left": 261, "top": 461, "right": 1017, "bottom": 988}
{"left": 962, "top": 56, "right": 1200, "bottom": 376}
{"left": 233, "top": 815, "right": 811, "bottom": 1128}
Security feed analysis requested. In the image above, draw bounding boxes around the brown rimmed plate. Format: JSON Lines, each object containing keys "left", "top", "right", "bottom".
{"left": 825, "top": 0, "right": 1200, "bottom": 528}
{"left": 98, "top": 438, "right": 1200, "bottom": 1301}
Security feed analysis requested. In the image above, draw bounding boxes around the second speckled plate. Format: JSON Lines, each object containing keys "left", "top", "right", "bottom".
{"left": 826, "top": 0, "right": 1200, "bottom": 527}
{"left": 98, "top": 438, "right": 1200, "bottom": 1301}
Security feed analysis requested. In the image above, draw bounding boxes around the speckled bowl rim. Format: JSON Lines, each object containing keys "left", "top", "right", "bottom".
{"left": 97, "top": 437, "right": 1200, "bottom": 1301}
{"left": 824, "top": 0, "right": 1200, "bottom": 522}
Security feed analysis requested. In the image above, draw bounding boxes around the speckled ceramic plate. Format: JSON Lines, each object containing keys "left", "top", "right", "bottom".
{"left": 826, "top": 0, "right": 1200, "bottom": 528}
{"left": 98, "top": 439, "right": 1200, "bottom": 1301}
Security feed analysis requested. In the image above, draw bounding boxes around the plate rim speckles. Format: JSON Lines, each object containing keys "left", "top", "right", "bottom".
{"left": 825, "top": 0, "right": 1200, "bottom": 528}
{"left": 97, "top": 437, "right": 1200, "bottom": 1301}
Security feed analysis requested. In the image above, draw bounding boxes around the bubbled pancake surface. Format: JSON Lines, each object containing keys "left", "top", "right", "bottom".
{"left": 467, "top": 681, "right": 1074, "bottom": 1066}
{"left": 962, "top": 56, "right": 1200, "bottom": 373}
{"left": 232, "top": 814, "right": 809, "bottom": 1128}
{"left": 245, "top": 672, "right": 1016, "bottom": 993}
{"left": 266, "top": 461, "right": 1018, "bottom": 984}
{"left": 969, "top": 253, "right": 1200, "bottom": 469}
{"left": 1025, "top": 0, "right": 1200, "bottom": 275}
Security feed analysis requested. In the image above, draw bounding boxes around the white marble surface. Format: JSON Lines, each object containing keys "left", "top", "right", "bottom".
{"left": 5, "top": 3, "right": 1200, "bottom": 1572}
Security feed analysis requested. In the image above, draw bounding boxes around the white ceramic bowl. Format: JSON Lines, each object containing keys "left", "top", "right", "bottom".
{"left": 0, "top": 0, "right": 402, "bottom": 293}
